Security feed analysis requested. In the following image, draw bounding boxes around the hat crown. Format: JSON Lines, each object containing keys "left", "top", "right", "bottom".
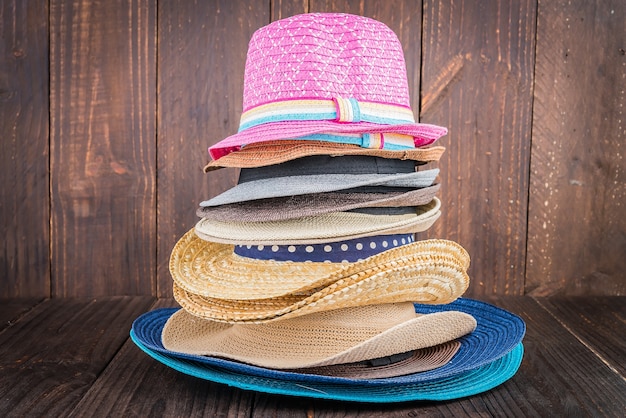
{"left": 242, "top": 13, "right": 411, "bottom": 111}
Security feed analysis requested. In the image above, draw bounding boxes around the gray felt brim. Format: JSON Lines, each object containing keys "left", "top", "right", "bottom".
{"left": 199, "top": 168, "right": 440, "bottom": 207}
{"left": 197, "top": 184, "right": 440, "bottom": 222}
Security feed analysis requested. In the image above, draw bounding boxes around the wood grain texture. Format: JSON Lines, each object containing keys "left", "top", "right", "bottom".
{"left": 69, "top": 299, "right": 254, "bottom": 417}
{"left": 527, "top": 0, "right": 626, "bottom": 296}
{"left": 49, "top": 0, "right": 157, "bottom": 297}
{"left": 0, "top": 0, "right": 50, "bottom": 298}
{"left": 0, "top": 298, "right": 43, "bottom": 332}
{"left": 420, "top": 0, "right": 537, "bottom": 296}
{"left": 271, "top": 0, "right": 308, "bottom": 20}
{"left": 536, "top": 296, "right": 626, "bottom": 377}
{"left": 492, "top": 296, "right": 626, "bottom": 416}
{"left": 0, "top": 297, "right": 154, "bottom": 417}
{"left": 156, "top": 0, "right": 269, "bottom": 297}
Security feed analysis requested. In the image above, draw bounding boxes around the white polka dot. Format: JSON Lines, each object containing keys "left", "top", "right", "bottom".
{"left": 305, "top": 246, "right": 314, "bottom": 253}
{"left": 401, "top": 238, "right": 406, "bottom": 244}
{"left": 288, "top": 246, "right": 296, "bottom": 253}
{"left": 341, "top": 259, "right": 349, "bottom": 263}
{"left": 382, "top": 240, "right": 388, "bottom": 248}
{"left": 257, "top": 245, "right": 264, "bottom": 250}
{"left": 324, "top": 245, "right": 332, "bottom": 252}
{"left": 393, "top": 240, "right": 398, "bottom": 246}
{"left": 356, "top": 243, "right": 363, "bottom": 250}
{"left": 246, "top": 245, "right": 252, "bottom": 249}
{"left": 272, "top": 245, "right": 279, "bottom": 252}
{"left": 341, "top": 244, "right": 348, "bottom": 251}
{"left": 323, "top": 259, "right": 332, "bottom": 263}
{"left": 369, "top": 242, "right": 376, "bottom": 249}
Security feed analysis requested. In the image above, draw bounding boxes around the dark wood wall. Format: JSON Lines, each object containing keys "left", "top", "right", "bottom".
{"left": 1, "top": 0, "right": 624, "bottom": 299}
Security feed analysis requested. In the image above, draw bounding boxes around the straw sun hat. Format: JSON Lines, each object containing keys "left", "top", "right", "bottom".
{"left": 161, "top": 302, "right": 477, "bottom": 369}
{"left": 203, "top": 140, "right": 446, "bottom": 171}
{"left": 171, "top": 227, "right": 470, "bottom": 300}
{"left": 207, "top": 13, "right": 448, "bottom": 161}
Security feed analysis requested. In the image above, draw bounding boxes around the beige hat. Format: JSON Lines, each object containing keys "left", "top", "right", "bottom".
{"left": 171, "top": 243, "right": 470, "bottom": 322}
{"left": 162, "top": 302, "right": 476, "bottom": 369}
{"left": 170, "top": 227, "right": 470, "bottom": 301}
{"left": 194, "top": 197, "right": 441, "bottom": 245}
{"left": 203, "top": 140, "right": 446, "bottom": 171}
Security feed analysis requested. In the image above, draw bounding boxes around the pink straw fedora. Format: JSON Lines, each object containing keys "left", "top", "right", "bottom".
{"left": 208, "top": 13, "right": 447, "bottom": 161}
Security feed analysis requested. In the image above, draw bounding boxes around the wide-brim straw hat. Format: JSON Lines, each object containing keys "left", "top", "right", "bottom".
{"left": 199, "top": 168, "right": 439, "bottom": 207}
{"left": 208, "top": 13, "right": 448, "bottom": 161}
{"left": 160, "top": 302, "right": 477, "bottom": 369}
{"left": 170, "top": 226, "right": 469, "bottom": 302}
{"left": 195, "top": 197, "right": 441, "bottom": 245}
{"left": 196, "top": 184, "right": 440, "bottom": 222}
{"left": 203, "top": 140, "right": 446, "bottom": 171}
{"left": 130, "top": 298, "right": 526, "bottom": 401}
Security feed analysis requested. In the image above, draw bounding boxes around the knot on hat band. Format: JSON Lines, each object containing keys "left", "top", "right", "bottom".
{"left": 238, "top": 155, "right": 416, "bottom": 184}
{"left": 238, "top": 98, "right": 416, "bottom": 132}
{"left": 234, "top": 234, "right": 415, "bottom": 262}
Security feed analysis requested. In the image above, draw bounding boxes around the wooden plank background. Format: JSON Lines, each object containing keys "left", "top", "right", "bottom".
{"left": 1, "top": 0, "right": 624, "bottom": 298}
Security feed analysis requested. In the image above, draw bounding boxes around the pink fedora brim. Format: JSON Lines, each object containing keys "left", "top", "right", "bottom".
{"left": 209, "top": 120, "right": 448, "bottom": 160}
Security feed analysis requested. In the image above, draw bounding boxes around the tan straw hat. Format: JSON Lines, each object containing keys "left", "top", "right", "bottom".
{"left": 194, "top": 197, "right": 441, "bottom": 245}
{"left": 170, "top": 227, "right": 470, "bottom": 301}
{"left": 161, "top": 302, "right": 477, "bottom": 369}
{"left": 204, "top": 140, "right": 446, "bottom": 171}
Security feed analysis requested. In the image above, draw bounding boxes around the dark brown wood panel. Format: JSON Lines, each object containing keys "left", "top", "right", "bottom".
{"left": 420, "top": 1, "right": 536, "bottom": 296}
{"left": 489, "top": 296, "right": 626, "bottom": 416}
{"left": 527, "top": 0, "right": 626, "bottom": 296}
{"left": 0, "top": 298, "right": 43, "bottom": 332}
{"left": 69, "top": 299, "right": 255, "bottom": 417}
{"left": 156, "top": 0, "right": 269, "bottom": 297}
{"left": 0, "top": 297, "right": 154, "bottom": 416}
{"left": 49, "top": 0, "right": 157, "bottom": 297}
{"left": 271, "top": 0, "right": 308, "bottom": 20}
{"left": 0, "top": 1, "right": 50, "bottom": 298}
{"left": 536, "top": 296, "right": 626, "bottom": 377}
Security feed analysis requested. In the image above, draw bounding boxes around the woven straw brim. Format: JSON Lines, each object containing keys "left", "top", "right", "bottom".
{"left": 291, "top": 340, "right": 461, "bottom": 379}
{"left": 199, "top": 169, "right": 439, "bottom": 207}
{"left": 161, "top": 303, "right": 476, "bottom": 369}
{"left": 196, "top": 184, "right": 440, "bottom": 222}
{"left": 130, "top": 298, "right": 526, "bottom": 386}
{"left": 208, "top": 120, "right": 447, "bottom": 160}
{"left": 195, "top": 198, "right": 441, "bottom": 245}
{"left": 171, "top": 249, "right": 470, "bottom": 323}
{"left": 204, "top": 140, "right": 446, "bottom": 171}
{"left": 170, "top": 226, "right": 470, "bottom": 300}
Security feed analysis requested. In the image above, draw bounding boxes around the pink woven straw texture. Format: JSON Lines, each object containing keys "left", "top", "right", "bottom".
{"left": 243, "top": 13, "right": 411, "bottom": 109}
{"left": 209, "top": 13, "right": 448, "bottom": 160}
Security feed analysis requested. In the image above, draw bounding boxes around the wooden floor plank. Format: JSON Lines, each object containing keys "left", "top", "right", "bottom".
{"left": 0, "top": 298, "right": 44, "bottom": 332}
{"left": 0, "top": 297, "right": 154, "bottom": 417}
{"left": 484, "top": 297, "right": 626, "bottom": 417}
{"left": 535, "top": 296, "right": 626, "bottom": 378}
{"left": 69, "top": 299, "right": 254, "bottom": 417}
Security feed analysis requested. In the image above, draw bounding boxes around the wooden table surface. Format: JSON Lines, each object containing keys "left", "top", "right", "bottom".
{"left": 1, "top": 296, "right": 624, "bottom": 417}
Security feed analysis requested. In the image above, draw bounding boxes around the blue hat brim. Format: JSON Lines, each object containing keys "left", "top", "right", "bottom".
{"left": 131, "top": 298, "right": 525, "bottom": 387}
{"left": 131, "top": 331, "right": 523, "bottom": 402}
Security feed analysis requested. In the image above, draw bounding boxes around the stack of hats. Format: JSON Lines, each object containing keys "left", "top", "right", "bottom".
{"left": 131, "top": 13, "right": 525, "bottom": 403}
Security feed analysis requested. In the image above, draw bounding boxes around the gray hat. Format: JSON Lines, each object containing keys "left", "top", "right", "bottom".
{"left": 199, "top": 155, "right": 439, "bottom": 207}
{"left": 197, "top": 184, "right": 440, "bottom": 222}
